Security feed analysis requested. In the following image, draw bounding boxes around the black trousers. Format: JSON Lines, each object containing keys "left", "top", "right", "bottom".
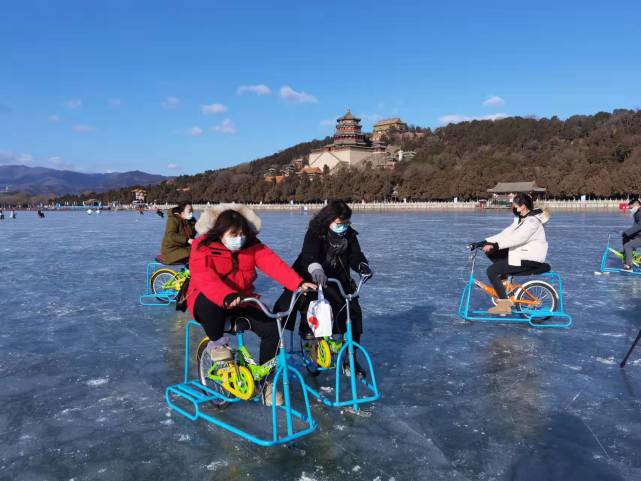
{"left": 274, "top": 285, "right": 363, "bottom": 343}
{"left": 485, "top": 249, "right": 542, "bottom": 299}
{"left": 193, "top": 294, "right": 280, "bottom": 364}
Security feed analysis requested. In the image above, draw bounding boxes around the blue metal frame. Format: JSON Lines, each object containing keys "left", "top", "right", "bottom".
{"left": 139, "top": 261, "right": 180, "bottom": 306}
{"left": 290, "top": 277, "right": 380, "bottom": 412}
{"left": 458, "top": 249, "right": 572, "bottom": 328}
{"left": 598, "top": 232, "right": 641, "bottom": 276}
{"left": 165, "top": 314, "right": 317, "bottom": 446}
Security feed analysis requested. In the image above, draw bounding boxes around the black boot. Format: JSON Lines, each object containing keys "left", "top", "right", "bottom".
{"left": 342, "top": 357, "right": 367, "bottom": 380}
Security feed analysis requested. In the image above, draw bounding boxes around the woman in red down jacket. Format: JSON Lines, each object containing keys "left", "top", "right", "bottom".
{"left": 187, "top": 206, "right": 315, "bottom": 403}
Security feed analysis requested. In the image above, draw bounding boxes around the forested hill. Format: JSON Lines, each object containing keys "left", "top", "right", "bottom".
{"left": 58, "top": 109, "right": 641, "bottom": 204}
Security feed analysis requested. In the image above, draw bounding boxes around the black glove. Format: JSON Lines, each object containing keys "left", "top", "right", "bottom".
{"left": 358, "top": 263, "right": 373, "bottom": 277}
{"left": 223, "top": 293, "right": 242, "bottom": 308}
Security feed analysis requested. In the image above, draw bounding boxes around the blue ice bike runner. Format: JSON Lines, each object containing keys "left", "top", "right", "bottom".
{"left": 291, "top": 276, "right": 380, "bottom": 413}
{"left": 597, "top": 231, "right": 641, "bottom": 276}
{"left": 139, "top": 257, "right": 189, "bottom": 306}
{"left": 165, "top": 289, "right": 317, "bottom": 447}
{"left": 458, "top": 244, "right": 572, "bottom": 328}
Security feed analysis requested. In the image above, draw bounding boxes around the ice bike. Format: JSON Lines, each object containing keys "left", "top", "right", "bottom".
{"left": 139, "top": 255, "right": 190, "bottom": 306}
{"left": 165, "top": 288, "right": 317, "bottom": 447}
{"left": 597, "top": 231, "right": 641, "bottom": 276}
{"left": 458, "top": 243, "right": 572, "bottom": 328}
{"left": 294, "top": 276, "right": 380, "bottom": 413}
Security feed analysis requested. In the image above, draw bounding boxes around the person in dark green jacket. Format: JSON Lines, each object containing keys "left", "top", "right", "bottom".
{"left": 160, "top": 203, "right": 196, "bottom": 265}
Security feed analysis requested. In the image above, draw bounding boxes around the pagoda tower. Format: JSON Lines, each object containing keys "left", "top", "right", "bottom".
{"left": 333, "top": 110, "right": 368, "bottom": 146}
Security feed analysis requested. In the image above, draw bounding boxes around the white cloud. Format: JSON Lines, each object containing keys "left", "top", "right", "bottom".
{"left": 279, "top": 85, "right": 318, "bottom": 104}
{"left": 201, "top": 103, "right": 228, "bottom": 115}
{"left": 109, "top": 98, "right": 122, "bottom": 107}
{"left": 48, "top": 114, "right": 61, "bottom": 123}
{"left": 438, "top": 113, "right": 508, "bottom": 125}
{"left": 161, "top": 96, "right": 180, "bottom": 109}
{"left": 212, "top": 119, "right": 236, "bottom": 134}
{"left": 72, "top": 124, "right": 95, "bottom": 133}
{"left": 0, "top": 151, "right": 78, "bottom": 169}
{"left": 483, "top": 96, "right": 505, "bottom": 107}
{"left": 47, "top": 156, "right": 76, "bottom": 170}
{"left": 167, "top": 163, "right": 179, "bottom": 170}
{"left": 237, "top": 84, "right": 271, "bottom": 96}
{"left": 188, "top": 126, "right": 204, "bottom": 136}
{"left": 65, "top": 98, "right": 82, "bottom": 110}
{"left": 0, "top": 151, "right": 34, "bottom": 166}
{"left": 320, "top": 119, "right": 335, "bottom": 126}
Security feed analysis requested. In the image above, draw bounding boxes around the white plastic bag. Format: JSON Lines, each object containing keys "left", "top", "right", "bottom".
{"left": 306, "top": 286, "right": 333, "bottom": 338}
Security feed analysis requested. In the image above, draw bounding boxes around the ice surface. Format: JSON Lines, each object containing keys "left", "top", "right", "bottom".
{"left": 0, "top": 210, "right": 640, "bottom": 480}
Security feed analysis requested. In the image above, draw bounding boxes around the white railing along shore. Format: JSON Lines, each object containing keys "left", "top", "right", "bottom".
{"left": 142, "top": 199, "right": 630, "bottom": 212}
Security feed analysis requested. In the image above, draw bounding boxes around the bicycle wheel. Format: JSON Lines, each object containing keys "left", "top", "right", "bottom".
{"left": 196, "top": 337, "right": 230, "bottom": 409}
{"left": 300, "top": 337, "right": 333, "bottom": 376}
{"left": 514, "top": 280, "right": 559, "bottom": 320}
{"left": 150, "top": 268, "right": 179, "bottom": 303}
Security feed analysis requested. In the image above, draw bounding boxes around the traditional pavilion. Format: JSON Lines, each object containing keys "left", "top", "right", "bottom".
{"left": 307, "top": 110, "right": 387, "bottom": 172}
{"left": 487, "top": 181, "right": 547, "bottom": 195}
{"left": 487, "top": 181, "right": 547, "bottom": 206}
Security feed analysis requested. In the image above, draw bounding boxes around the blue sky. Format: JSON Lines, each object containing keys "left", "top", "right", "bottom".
{"left": 1, "top": 0, "right": 640, "bottom": 175}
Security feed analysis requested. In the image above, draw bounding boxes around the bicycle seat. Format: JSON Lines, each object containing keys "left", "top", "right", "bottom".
{"left": 154, "top": 255, "right": 185, "bottom": 266}
{"left": 224, "top": 316, "right": 251, "bottom": 334}
{"left": 514, "top": 263, "right": 551, "bottom": 276}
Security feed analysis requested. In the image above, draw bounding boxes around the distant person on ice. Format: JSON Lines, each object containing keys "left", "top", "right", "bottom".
{"left": 159, "top": 202, "right": 196, "bottom": 265}
{"left": 0, "top": 209, "right": 4, "bottom": 220}
{"left": 622, "top": 198, "right": 641, "bottom": 271}
{"left": 480, "top": 193, "right": 550, "bottom": 315}
{"left": 274, "top": 199, "right": 373, "bottom": 379}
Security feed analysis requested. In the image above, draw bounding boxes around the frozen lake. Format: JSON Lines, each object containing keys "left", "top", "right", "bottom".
{"left": 1, "top": 209, "right": 640, "bottom": 481}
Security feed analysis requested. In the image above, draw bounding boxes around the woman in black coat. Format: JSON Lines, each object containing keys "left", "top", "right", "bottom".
{"left": 275, "top": 200, "right": 372, "bottom": 373}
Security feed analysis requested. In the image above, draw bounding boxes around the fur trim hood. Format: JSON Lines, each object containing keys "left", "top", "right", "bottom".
{"left": 195, "top": 203, "right": 262, "bottom": 236}
{"left": 531, "top": 207, "right": 551, "bottom": 225}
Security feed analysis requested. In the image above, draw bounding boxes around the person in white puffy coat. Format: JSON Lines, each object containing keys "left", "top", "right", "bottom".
{"left": 482, "top": 193, "right": 551, "bottom": 315}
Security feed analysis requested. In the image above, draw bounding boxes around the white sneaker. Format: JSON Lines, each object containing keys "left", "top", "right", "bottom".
{"left": 205, "top": 342, "right": 233, "bottom": 362}
{"left": 262, "top": 382, "right": 283, "bottom": 406}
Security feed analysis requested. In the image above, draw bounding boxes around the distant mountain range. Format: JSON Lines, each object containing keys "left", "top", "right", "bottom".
{"left": 0, "top": 165, "right": 168, "bottom": 196}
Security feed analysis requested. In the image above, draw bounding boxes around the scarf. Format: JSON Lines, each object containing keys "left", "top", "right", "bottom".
{"left": 325, "top": 230, "right": 349, "bottom": 270}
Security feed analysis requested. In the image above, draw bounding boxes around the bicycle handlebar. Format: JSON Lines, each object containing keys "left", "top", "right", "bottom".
{"left": 326, "top": 275, "right": 370, "bottom": 299}
{"left": 468, "top": 241, "right": 487, "bottom": 251}
{"left": 241, "top": 288, "right": 304, "bottom": 319}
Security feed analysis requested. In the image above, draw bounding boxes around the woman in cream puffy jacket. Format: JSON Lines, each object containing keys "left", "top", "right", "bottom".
{"left": 482, "top": 193, "right": 550, "bottom": 315}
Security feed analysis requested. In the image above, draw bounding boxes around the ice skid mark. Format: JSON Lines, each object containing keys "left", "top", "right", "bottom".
{"left": 86, "top": 377, "right": 109, "bottom": 387}
{"left": 205, "top": 460, "right": 229, "bottom": 471}
{"left": 298, "top": 473, "right": 321, "bottom": 481}
{"left": 595, "top": 357, "right": 616, "bottom": 365}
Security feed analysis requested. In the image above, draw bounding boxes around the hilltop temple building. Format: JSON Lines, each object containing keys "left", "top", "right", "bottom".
{"left": 307, "top": 110, "right": 389, "bottom": 172}
{"left": 371, "top": 117, "right": 408, "bottom": 142}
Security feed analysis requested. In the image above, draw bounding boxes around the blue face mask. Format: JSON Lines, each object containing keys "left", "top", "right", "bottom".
{"left": 223, "top": 235, "right": 245, "bottom": 251}
{"left": 330, "top": 223, "right": 349, "bottom": 235}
